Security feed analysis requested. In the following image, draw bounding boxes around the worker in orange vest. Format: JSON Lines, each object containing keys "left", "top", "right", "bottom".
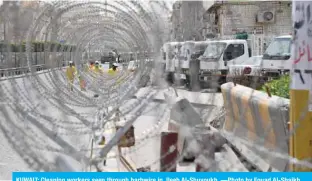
{"left": 78, "top": 75, "right": 86, "bottom": 91}
{"left": 89, "top": 61, "right": 95, "bottom": 70}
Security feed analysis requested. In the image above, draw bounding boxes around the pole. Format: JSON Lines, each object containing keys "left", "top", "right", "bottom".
{"left": 115, "top": 108, "right": 121, "bottom": 172}
{"left": 290, "top": 1, "right": 312, "bottom": 171}
{"left": 89, "top": 138, "right": 94, "bottom": 171}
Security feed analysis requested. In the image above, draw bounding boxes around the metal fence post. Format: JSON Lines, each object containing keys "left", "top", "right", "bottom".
{"left": 89, "top": 137, "right": 94, "bottom": 171}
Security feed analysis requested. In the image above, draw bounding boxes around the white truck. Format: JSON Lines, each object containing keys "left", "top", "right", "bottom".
{"left": 195, "top": 35, "right": 292, "bottom": 90}
{"left": 161, "top": 42, "right": 184, "bottom": 84}
{"left": 227, "top": 55, "right": 264, "bottom": 87}
{"left": 197, "top": 39, "right": 250, "bottom": 89}
{"left": 227, "top": 35, "right": 292, "bottom": 85}
{"left": 228, "top": 55, "right": 263, "bottom": 77}
{"left": 174, "top": 41, "right": 209, "bottom": 88}
{"left": 261, "top": 35, "right": 292, "bottom": 77}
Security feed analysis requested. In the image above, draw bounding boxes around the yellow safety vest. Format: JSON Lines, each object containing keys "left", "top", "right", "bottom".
{"left": 108, "top": 68, "right": 117, "bottom": 75}
{"left": 99, "top": 139, "right": 105, "bottom": 145}
{"left": 66, "top": 66, "right": 77, "bottom": 80}
{"left": 92, "top": 66, "right": 103, "bottom": 74}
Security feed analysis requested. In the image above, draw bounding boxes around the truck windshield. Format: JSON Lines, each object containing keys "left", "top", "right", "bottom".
{"left": 164, "top": 44, "right": 175, "bottom": 59}
{"left": 194, "top": 44, "right": 208, "bottom": 52}
{"left": 180, "top": 43, "right": 194, "bottom": 57}
{"left": 263, "top": 38, "right": 291, "bottom": 60}
{"left": 202, "top": 42, "right": 227, "bottom": 59}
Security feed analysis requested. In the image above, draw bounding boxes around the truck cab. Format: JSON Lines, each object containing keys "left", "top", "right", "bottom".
{"left": 175, "top": 41, "right": 210, "bottom": 87}
{"left": 161, "top": 42, "right": 183, "bottom": 84}
{"left": 198, "top": 39, "right": 250, "bottom": 88}
{"left": 261, "top": 35, "right": 292, "bottom": 77}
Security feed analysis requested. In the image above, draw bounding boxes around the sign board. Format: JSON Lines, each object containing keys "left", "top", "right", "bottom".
{"left": 290, "top": 1, "right": 312, "bottom": 171}
{"left": 291, "top": 1, "right": 312, "bottom": 109}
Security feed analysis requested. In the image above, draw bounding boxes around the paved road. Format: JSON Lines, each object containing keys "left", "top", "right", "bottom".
{"left": 0, "top": 71, "right": 225, "bottom": 178}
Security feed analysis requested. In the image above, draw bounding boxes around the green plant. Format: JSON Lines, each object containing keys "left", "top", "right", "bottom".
{"left": 261, "top": 75, "right": 290, "bottom": 99}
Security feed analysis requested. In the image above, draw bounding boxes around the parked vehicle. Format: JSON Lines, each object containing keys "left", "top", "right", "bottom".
{"left": 128, "top": 60, "right": 138, "bottom": 72}
{"left": 174, "top": 41, "right": 209, "bottom": 88}
{"left": 261, "top": 35, "right": 292, "bottom": 77}
{"left": 192, "top": 34, "right": 291, "bottom": 90}
{"left": 228, "top": 55, "right": 265, "bottom": 87}
{"left": 197, "top": 39, "right": 250, "bottom": 89}
{"left": 161, "top": 42, "right": 184, "bottom": 84}
{"left": 228, "top": 55, "right": 263, "bottom": 76}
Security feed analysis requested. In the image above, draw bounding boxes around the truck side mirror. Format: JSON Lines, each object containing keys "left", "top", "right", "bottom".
{"left": 224, "top": 60, "right": 227, "bottom": 66}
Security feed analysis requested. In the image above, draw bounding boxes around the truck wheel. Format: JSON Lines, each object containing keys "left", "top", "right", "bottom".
{"left": 217, "top": 72, "right": 227, "bottom": 92}
{"left": 166, "top": 72, "right": 174, "bottom": 85}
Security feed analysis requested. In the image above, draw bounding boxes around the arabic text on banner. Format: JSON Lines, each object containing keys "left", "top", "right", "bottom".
{"left": 292, "top": 1, "right": 312, "bottom": 110}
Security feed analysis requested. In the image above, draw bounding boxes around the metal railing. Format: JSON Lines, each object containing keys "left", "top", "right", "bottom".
{"left": 0, "top": 64, "right": 47, "bottom": 78}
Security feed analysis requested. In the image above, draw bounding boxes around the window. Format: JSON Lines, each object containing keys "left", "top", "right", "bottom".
{"left": 194, "top": 44, "right": 209, "bottom": 55}
{"left": 223, "top": 44, "right": 244, "bottom": 61}
{"left": 263, "top": 38, "right": 291, "bottom": 60}
{"left": 202, "top": 42, "right": 227, "bottom": 59}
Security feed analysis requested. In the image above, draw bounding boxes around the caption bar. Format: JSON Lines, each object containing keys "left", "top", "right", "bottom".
{"left": 12, "top": 173, "right": 305, "bottom": 181}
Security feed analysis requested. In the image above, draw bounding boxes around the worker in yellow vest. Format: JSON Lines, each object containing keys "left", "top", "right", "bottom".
{"left": 108, "top": 63, "right": 126, "bottom": 85}
{"left": 65, "top": 61, "right": 77, "bottom": 91}
{"left": 93, "top": 61, "right": 104, "bottom": 74}
{"left": 108, "top": 63, "right": 119, "bottom": 75}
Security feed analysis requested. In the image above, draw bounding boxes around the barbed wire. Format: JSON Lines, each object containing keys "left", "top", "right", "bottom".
{"left": 0, "top": 0, "right": 305, "bottom": 176}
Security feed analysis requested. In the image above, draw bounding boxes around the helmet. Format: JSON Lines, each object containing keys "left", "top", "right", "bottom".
{"left": 95, "top": 61, "right": 99, "bottom": 65}
{"left": 69, "top": 61, "right": 73, "bottom": 64}
{"left": 113, "top": 63, "right": 119, "bottom": 67}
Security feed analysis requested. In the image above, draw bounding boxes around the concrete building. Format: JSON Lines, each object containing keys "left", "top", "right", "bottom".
{"left": 170, "top": 1, "right": 205, "bottom": 41}
{"left": 0, "top": 1, "right": 40, "bottom": 42}
{"left": 170, "top": 1, "right": 182, "bottom": 41}
{"left": 204, "top": 1, "right": 292, "bottom": 36}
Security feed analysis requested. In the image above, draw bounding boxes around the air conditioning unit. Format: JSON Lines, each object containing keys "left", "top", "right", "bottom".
{"left": 256, "top": 11, "right": 275, "bottom": 23}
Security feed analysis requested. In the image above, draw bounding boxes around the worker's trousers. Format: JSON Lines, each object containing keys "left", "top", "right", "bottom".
{"left": 68, "top": 79, "right": 74, "bottom": 91}
{"left": 79, "top": 78, "right": 86, "bottom": 91}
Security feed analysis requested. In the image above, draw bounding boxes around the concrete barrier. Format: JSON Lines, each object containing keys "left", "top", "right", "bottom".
{"left": 221, "top": 82, "right": 289, "bottom": 171}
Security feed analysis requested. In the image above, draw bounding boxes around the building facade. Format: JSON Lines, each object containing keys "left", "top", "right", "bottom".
{"left": 170, "top": 0, "right": 292, "bottom": 41}
{"left": 0, "top": 1, "right": 40, "bottom": 42}
{"left": 205, "top": 1, "right": 292, "bottom": 36}
{"left": 170, "top": 0, "right": 205, "bottom": 41}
